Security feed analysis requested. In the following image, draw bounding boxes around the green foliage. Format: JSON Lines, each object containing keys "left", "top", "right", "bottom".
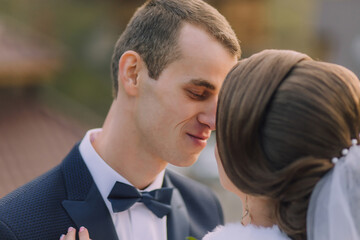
{"left": 0, "top": 1, "right": 119, "bottom": 117}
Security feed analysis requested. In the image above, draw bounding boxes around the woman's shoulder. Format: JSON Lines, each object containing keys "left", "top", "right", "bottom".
{"left": 202, "top": 223, "right": 290, "bottom": 240}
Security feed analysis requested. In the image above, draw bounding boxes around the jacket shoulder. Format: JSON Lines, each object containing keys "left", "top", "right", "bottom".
{"left": 0, "top": 165, "right": 68, "bottom": 239}
{"left": 0, "top": 165, "right": 64, "bottom": 209}
{"left": 0, "top": 220, "right": 18, "bottom": 240}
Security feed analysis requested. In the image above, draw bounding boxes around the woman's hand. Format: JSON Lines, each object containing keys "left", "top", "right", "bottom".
{"left": 59, "top": 226, "right": 91, "bottom": 240}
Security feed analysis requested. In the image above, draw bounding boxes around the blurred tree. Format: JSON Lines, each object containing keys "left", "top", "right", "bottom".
{"left": 0, "top": 0, "right": 324, "bottom": 118}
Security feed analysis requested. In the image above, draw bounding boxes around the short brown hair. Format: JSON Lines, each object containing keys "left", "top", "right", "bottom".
{"left": 111, "top": 0, "right": 241, "bottom": 97}
{"left": 216, "top": 49, "right": 360, "bottom": 239}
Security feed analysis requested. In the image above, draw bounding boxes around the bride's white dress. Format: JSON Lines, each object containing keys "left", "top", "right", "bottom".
{"left": 202, "top": 223, "right": 290, "bottom": 240}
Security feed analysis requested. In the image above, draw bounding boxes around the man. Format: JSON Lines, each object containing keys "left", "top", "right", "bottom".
{"left": 0, "top": 0, "right": 240, "bottom": 239}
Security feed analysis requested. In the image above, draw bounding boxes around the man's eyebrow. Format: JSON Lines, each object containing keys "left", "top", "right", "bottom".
{"left": 189, "top": 79, "right": 216, "bottom": 90}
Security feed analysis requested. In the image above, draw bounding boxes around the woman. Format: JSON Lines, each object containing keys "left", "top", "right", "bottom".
{"left": 61, "top": 49, "right": 360, "bottom": 240}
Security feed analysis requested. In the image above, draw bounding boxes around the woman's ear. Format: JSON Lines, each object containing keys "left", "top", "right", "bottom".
{"left": 117, "top": 50, "right": 142, "bottom": 96}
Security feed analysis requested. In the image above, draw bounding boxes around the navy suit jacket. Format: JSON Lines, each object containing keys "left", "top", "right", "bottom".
{"left": 0, "top": 144, "right": 224, "bottom": 240}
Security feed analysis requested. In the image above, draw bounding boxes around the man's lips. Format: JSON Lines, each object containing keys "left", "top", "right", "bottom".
{"left": 187, "top": 133, "right": 210, "bottom": 141}
{"left": 186, "top": 133, "right": 210, "bottom": 148}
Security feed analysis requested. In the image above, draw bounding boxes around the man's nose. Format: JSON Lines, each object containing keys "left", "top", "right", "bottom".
{"left": 197, "top": 99, "right": 217, "bottom": 130}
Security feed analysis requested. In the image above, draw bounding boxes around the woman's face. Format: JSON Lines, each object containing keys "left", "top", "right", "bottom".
{"left": 215, "top": 145, "right": 245, "bottom": 199}
{"left": 215, "top": 145, "right": 276, "bottom": 226}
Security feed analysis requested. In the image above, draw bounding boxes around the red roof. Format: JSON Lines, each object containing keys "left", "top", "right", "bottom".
{"left": 0, "top": 93, "right": 87, "bottom": 197}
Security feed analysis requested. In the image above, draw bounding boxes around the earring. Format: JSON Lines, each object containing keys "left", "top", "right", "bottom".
{"left": 241, "top": 195, "right": 251, "bottom": 225}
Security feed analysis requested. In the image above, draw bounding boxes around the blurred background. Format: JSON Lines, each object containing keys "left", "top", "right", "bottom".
{"left": 1, "top": 0, "right": 359, "bottom": 223}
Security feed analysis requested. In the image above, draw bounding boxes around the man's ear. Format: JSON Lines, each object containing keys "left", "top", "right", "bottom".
{"left": 118, "top": 50, "right": 143, "bottom": 96}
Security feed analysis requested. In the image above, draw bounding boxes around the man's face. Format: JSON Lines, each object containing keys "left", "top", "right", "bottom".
{"left": 135, "top": 23, "right": 237, "bottom": 167}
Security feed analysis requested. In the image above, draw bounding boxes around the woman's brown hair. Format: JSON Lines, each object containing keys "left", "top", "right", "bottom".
{"left": 216, "top": 49, "right": 360, "bottom": 239}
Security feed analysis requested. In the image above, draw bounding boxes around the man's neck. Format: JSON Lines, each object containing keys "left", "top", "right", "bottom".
{"left": 92, "top": 102, "right": 167, "bottom": 190}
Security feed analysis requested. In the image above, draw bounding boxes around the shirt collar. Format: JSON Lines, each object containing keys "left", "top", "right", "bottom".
{"left": 79, "top": 129, "right": 165, "bottom": 206}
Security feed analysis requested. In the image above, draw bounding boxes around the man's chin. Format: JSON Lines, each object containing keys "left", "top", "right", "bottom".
{"left": 170, "top": 155, "right": 200, "bottom": 167}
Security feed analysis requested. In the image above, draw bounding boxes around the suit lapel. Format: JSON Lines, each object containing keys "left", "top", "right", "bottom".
{"left": 60, "top": 145, "right": 191, "bottom": 240}
{"left": 164, "top": 171, "right": 190, "bottom": 240}
{"left": 61, "top": 144, "right": 119, "bottom": 240}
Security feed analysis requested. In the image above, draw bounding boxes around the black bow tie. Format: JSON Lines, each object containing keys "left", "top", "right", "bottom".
{"left": 107, "top": 181, "right": 173, "bottom": 218}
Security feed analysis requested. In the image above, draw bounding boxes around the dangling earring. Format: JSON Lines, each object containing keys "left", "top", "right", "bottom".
{"left": 241, "top": 195, "right": 251, "bottom": 225}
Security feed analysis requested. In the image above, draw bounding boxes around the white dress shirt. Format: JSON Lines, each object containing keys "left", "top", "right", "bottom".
{"left": 79, "top": 129, "right": 167, "bottom": 240}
